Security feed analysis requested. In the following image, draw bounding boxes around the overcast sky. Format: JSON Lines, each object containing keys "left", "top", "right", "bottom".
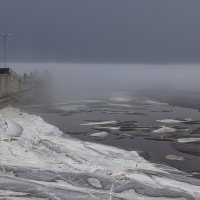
{"left": 0, "top": 0, "right": 200, "bottom": 63}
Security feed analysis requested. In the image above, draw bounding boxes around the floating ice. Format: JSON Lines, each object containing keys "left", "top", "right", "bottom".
{"left": 108, "top": 103, "right": 133, "bottom": 107}
{"left": 153, "top": 126, "right": 177, "bottom": 133}
{"left": 145, "top": 100, "right": 168, "bottom": 105}
{"left": 90, "top": 131, "right": 108, "bottom": 138}
{"left": 110, "top": 97, "right": 132, "bottom": 102}
{"left": 94, "top": 126, "right": 120, "bottom": 131}
{"left": 80, "top": 120, "right": 117, "bottom": 126}
{"left": 157, "top": 118, "right": 192, "bottom": 124}
{"left": 177, "top": 138, "right": 200, "bottom": 143}
{"left": 157, "top": 119, "right": 185, "bottom": 123}
{"left": 165, "top": 155, "right": 184, "bottom": 161}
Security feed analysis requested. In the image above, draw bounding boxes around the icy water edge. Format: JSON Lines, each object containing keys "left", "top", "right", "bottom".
{"left": 0, "top": 96, "right": 200, "bottom": 199}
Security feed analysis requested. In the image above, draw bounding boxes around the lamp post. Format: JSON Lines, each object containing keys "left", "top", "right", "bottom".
{"left": 0, "top": 33, "right": 12, "bottom": 68}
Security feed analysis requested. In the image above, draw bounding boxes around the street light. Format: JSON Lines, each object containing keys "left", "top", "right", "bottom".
{"left": 0, "top": 33, "right": 12, "bottom": 68}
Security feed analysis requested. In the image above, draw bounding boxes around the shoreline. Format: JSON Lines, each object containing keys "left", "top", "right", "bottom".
{"left": 0, "top": 106, "right": 200, "bottom": 199}
{"left": 21, "top": 96, "right": 200, "bottom": 176}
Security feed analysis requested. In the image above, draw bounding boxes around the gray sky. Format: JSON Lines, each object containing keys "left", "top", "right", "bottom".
{"left": 0, "top": 0, "right": 200, "bottom": 63}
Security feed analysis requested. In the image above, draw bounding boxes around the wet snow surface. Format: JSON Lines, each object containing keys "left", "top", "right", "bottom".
{"left": 1, "top": 97, "right": 200, "bottom": 199}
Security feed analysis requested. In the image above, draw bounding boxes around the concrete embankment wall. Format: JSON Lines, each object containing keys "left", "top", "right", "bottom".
{"left": 0, "top": 68, "right": 37, "bottom": 107}
{"left": 0, "top": 68, "right": 52, "bottom": 108}
{"left": 0, "top": 74, "right": 9, "bottom": 96}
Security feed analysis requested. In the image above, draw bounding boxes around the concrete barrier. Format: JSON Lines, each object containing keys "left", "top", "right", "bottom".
{"left": 0, "top": 68, "right": 43, "bottom": 106}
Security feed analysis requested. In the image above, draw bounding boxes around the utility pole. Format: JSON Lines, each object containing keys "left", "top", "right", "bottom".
{"left": 0, "top": 33, "right": 12, "bottom": 68}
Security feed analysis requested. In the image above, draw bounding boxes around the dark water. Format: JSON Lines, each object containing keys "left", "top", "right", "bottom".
{"left": 22, "top": 96, "right": 200, "bottom": 175}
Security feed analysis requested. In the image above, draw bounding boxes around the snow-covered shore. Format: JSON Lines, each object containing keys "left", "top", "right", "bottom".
{"left": 0, "top": 107, "right": 200, "bottom": 199}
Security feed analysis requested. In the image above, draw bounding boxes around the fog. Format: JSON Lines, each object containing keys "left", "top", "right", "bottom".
{"left": 1, "top": 0, "right": 200, "bottom": 102}
{"left": 8, "top": 63, "right": 200, "bottom": 102}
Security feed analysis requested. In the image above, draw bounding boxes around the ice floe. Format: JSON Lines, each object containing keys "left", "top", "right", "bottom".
{"left": 0, "top": 107, "right": 200, "bottom": 199}
{"left": 108, "top": 103, "right": 133, "bottom": 107}
{"left": 177, "top": 138, "right": 200, "bottom": 143}
{"left": 90, "top": 131, "right": 108, "bottom": 138}
{"left": 80, "top": 120, "right": 117, "bottom": 126}
{"left": 165, "top": 155, "right": 184, "bottom": 161}
{"left": 157, "top": 119, "right": 185, "bottom": 123}
{"left": 94, "top": 126, "right": 120, "bottom": 131}
{"left": 110, "top": 97, "right": 133, "bottom": 102}
{"left": 157, "top": 118, "right": 192, "bottom": 124}
{"left": 153, "top": 126, "right": 177, "bottom": 134}
{"left": 145, "top": 100, "right": 168, "bottom": 105}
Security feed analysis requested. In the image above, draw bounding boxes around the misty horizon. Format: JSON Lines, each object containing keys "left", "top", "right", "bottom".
{"left": 0, "top": 62, "right": 197, "bottom": 103}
